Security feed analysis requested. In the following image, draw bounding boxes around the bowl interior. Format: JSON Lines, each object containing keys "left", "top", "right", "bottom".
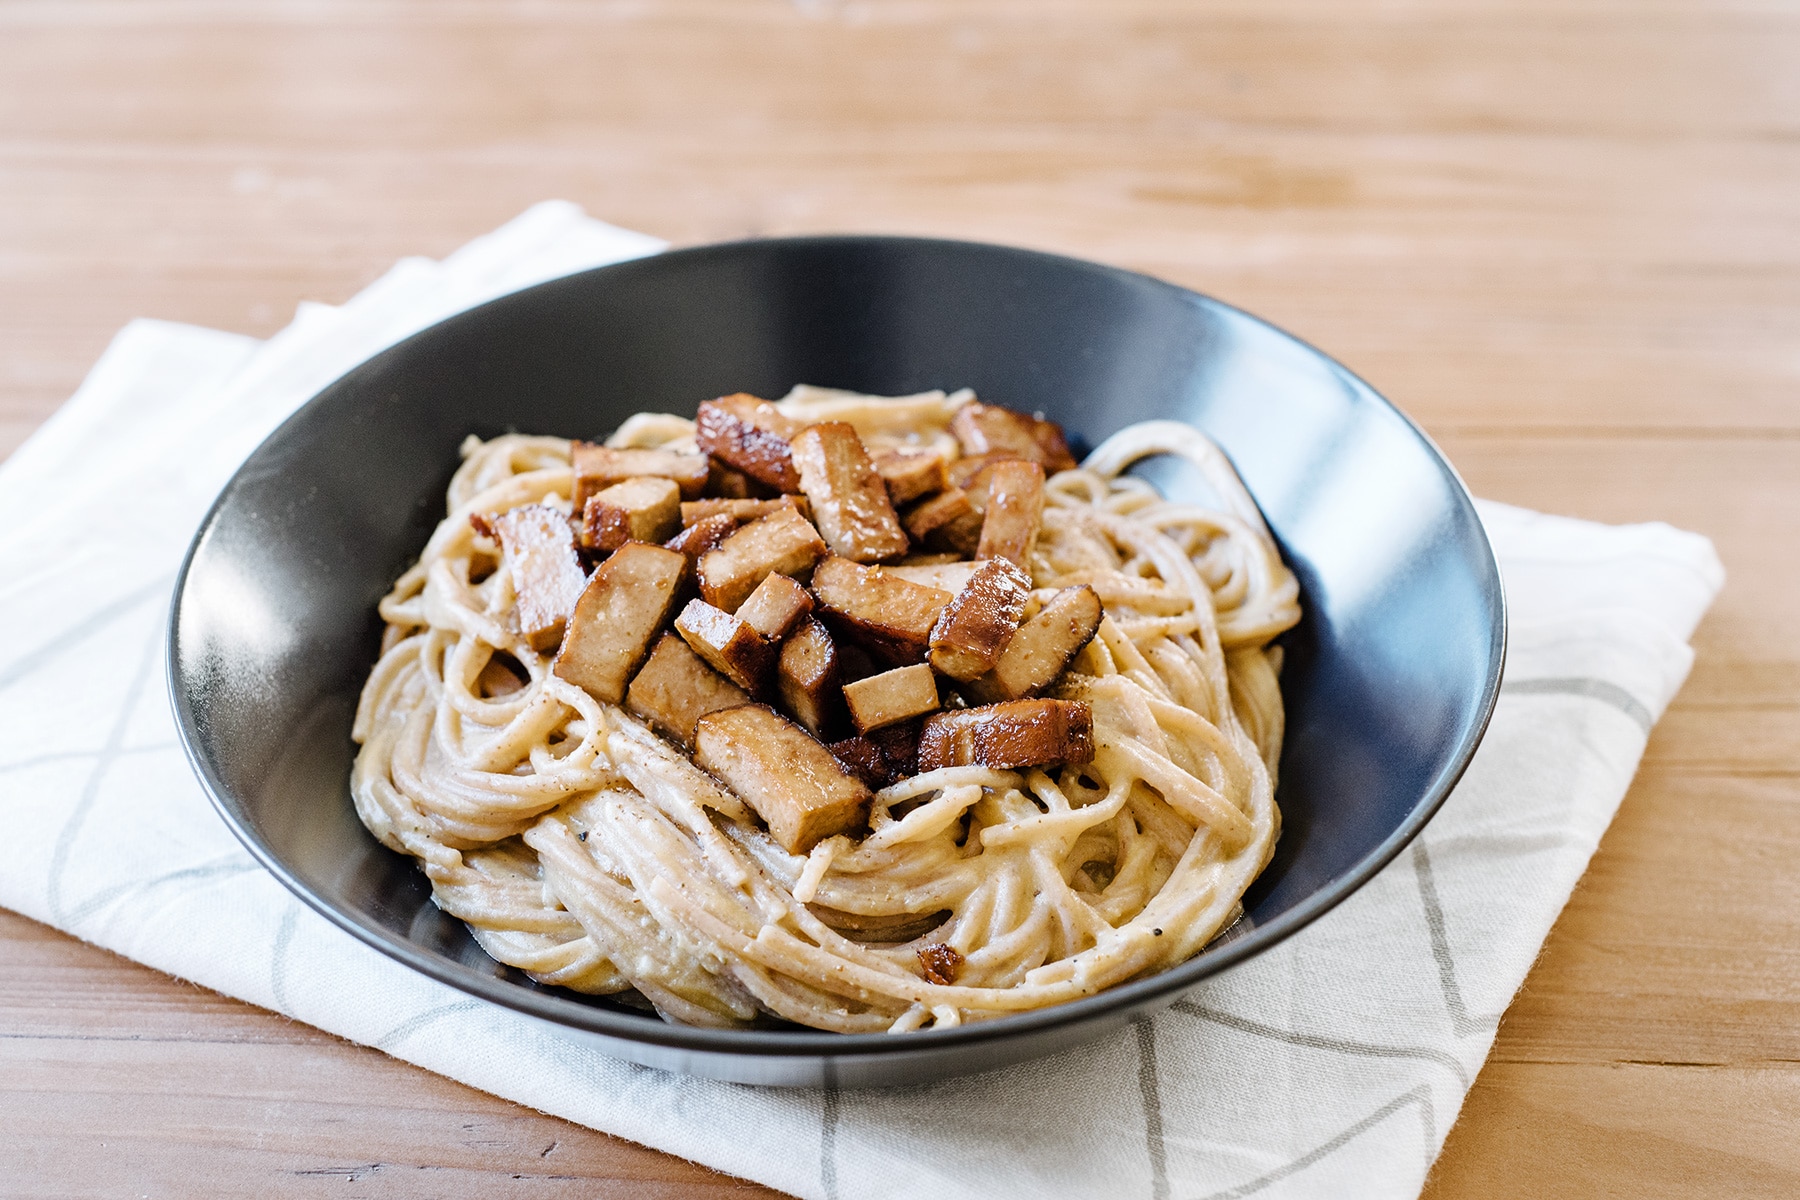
{"left": 172, "top": 236, "right": 1503, "bottom": 1064}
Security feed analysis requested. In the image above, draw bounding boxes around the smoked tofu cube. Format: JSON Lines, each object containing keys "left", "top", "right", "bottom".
{"left": 917, "top": 699, "right": 1095, "bottom": 772}
{"left": 475, "top": 504, "right": 589, "bottom": 652}
{"left": 827, "top": 736, "right": 896, "bottom": 789}
{"left": 581, "top": 476, "right": 681, "bottom": 551}
{"left": 791, "top": 422, "right": 911, "bottom": 563}
{"left": 777, "top": 617, "right": 842, "bottom": 736}
{"left": 696, "top": 506, "right": 829, "bottom": 612}
{"left": 843, "top": 664, "right": 940, "bottom": 734}
{"left": 695, "top": 393, "right": 806, "bottom": 492}
{"left": 679, "top": 496, "right": 809, "bottom": 526}
{"left": 927, "top": 558, "right": 1032, "bottom": 681}
{"left": 625, "top": 633, "right": 750, "bottom": 745}
{"left": 902, "top": 487, "right": 983, "bottom": 556}
{"left": 665, "top": 512, "right": 738, "bottom": 564}
{"left": 808, "top": 557, "right": 954, "bottom": 666}
{"left": 965, "top": 584, "right": 1103, "bottom": 703}
{"left": 551, "top": 543, "right": 686, "bottom": 702}
{"left": 571, "top": 442, "right": 710, "bottom": 508}
{"left": 976, "top": 459, "right": 1045, "bottom": 567}
{"left": 950, "top": 402, "right": 1077, "bottom": 473}
{"left": 735, "top": 572, "right": 814, "bottom": 641}
{"left": 872, "top": 448, "right": 950, "bottom": 507}
{"left": 868, "top": 719, "right": 922, "bottom": 779}
{"left": 948, "top": 450, "right": 1024, "bottom": 493}
{"left": 706, "top": 461, "right": 759, "bottom": 498}
{"left": 887, "top": 559, "right": 982, "bottom": 594}
{"left": 693, "top": 704, "right": 872, "bottom": 853}
{"left": 674, "top": 599, "right": 775, "bottom": 693}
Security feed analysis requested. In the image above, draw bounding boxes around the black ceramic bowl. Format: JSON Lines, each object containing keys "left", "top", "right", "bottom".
{"left": 170, "top": 236, "right": 1504, "bottom": 1087}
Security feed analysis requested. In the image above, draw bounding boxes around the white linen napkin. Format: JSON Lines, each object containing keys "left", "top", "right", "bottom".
{"left": 0, "top": 203, "right": 1722, "bottom": 1200}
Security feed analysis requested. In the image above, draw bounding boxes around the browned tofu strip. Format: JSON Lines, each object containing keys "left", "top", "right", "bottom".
{"left": 927, "top": 558, "right": 1032, "bottom": 681}
{"left": 777, "top": 617, "right": 842, "bottom": 736}
{"left": 947, "top": 450, "right": 1025, "bottom": 493}
{"left": 843, "top": 664, "right": 940, "bottom": 734}
{"left": 693, "top": 704, "right": 872, "bottom": 853}
{"left": 695, "top": 393, "right": 806, "bottom": 492}
{"left": 964, "top": 584, "right": 1103, "bottom": 703}
{"left": 735, "top": 571, "right": 814, "bottom": 641}
{"left": 674, "top": 599, "right": 775, "bottom": 693}
{"left": 827, "top": 736, "right": 896, "bottom": 789}
{"left": 696, "top": 506, "right": 829, "bottom": 612}
{"left": 665, "top": 512, "right": 738, "bottom": 564}
{"left": 551, "top": 543, "right": 686, "bottom": 702}
{"left": 950, "top": 402, "right": 1077, "bottom": 472}
{"left": 976, "top": 459, "right": 1045, "bottom": 567}
{"left": 706, "top": 461, "right": 759, "bottom": 499}
{"left": 476, "top": 504, "right": 589, "bottom": 652}
{"left": 581, "top": 476, "right": 681, "bottom": 552}
{"left": 868, "top": 719, "right": 922, "bottom": 779}
{"left": 571, "top": 442, "right": 710, "bottom": 508}
{"left": 871, "top": 448, "right": 950, "bottom": 507}
{"left": 679, "top": 496, "right": 809, "bottom": 526}
{"left": 625, "top": 633, "right": 749, "bottom": 745}
{"left": 901, "top": 486, "right": 982, "bottom": 555}
{"left": 809, "top": 556, "right": 953, "bottom": 666}
{"left": 791, "top": 422, "right": 911, "bottom": 563}
{"left": 917, "top": 699, "right": 1095, "bottom": 772}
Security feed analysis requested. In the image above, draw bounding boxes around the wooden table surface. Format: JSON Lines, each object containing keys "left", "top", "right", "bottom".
{"left": 3, "top": 2, "right": 1796, "bottom": 1195}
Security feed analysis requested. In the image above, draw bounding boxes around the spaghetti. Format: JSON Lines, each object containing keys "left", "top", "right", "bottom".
{"left": 351, "top": 387, "right": 1301, "bottom": 1032}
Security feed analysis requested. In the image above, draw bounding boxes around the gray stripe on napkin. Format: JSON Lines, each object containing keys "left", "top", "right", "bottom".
{"left": 1412, "top": 842, "right": 1502, "bottom": 1039}
{"left": 1502, "top": 676, "right": 1654, "bottom": 734}
{"left": 1169, "top": 1002, "right": 1470, "bottom": 1089}
{"left": 0, "top": 574, "right": 170, "bottom": 694}
{"left": 45, "top": 629, "right": 162, "bottom": 925}
{"left": 1137, "top": 1017, "right": 1169, "bottom": 1200}
{"left": 819, "top": 1059, "right": 841, "bottom": 1200}
{"left": 1193, "top": 1084, "right": 1436, "bottom": 1200}
{"left": 375, "top": 999, "right": 484, "bottom": 1052}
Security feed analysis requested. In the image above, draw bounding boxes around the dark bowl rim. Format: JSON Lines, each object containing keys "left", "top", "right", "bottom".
{"left": 167, "top": 232, "right": 1507, "bottom": 1061}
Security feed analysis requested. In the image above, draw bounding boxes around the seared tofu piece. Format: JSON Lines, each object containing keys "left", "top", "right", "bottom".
{"left": 872, "top": 448, "right": 950, "bottom": 507}
{"left": 792, "top": 422, "right": 911, "bottom": 563}
{"left": 828, "top": 736, "right": 896, "bottom": 789}
{"left": 950, "top": 402, "right": 1077, "bottom": 473}
{"left": 696, "top": 506, "right": 829, "bottom": 612}
{"left": 976, "top": 460, "right": 1045, "bottom": 567}
{"left": 735, "top": 572, "right": 814, "bottom": 641}
{"left": 927, "top": 558, "right": 1032, "bottom": 681}
{"left": 868, "top": 719, "right": 922, "bottom": 779}
{"left": 571, "top": 442, "right": 710, "bottom": 508}
{"left": 695, "top": 393, "right": 806, "bottom": 492}
{"left": 674, "top": 599, "right": 775, "bottom": 693}
{"left": 680, "top": 496, "right": 809, "bottom": 526}
{"left": 581, "top": 476, "right": 681, "bottom": 552}
{"left": 625, "top": 633, "right": 750, "bottom": 745}
{"left": 665, "top": 512, "right": 738, "bottom": 565}
{"left": 706, "top": 460, "right": 759, "bottom": 499}
{"left": 551, "top": 543, "right": 686, "bottom": 702}
{"left": 843, "top": 664, "right": 940, "bottom": 734}
{"left": 887, "top": 559, "right": 981, "bottom": 594}
{"left": 693, "top": 704, "right": 872, "bottom": 854}
{"left": 777, "top": 617, "right": 842, "bottom": 736}
{"left": 809, "top": 557, "right": 954, "bottom": 666}
{"left": 902, "top": 487, "right": 984, "bottom": 556}
{"left": 965, "top": 584, "right": 1103, "bottom": 703}
{"left": 917, "top": 699, "right": 1095, "bottom": 772}
{"left": 474, "top": 504, "right": 589, "bottom": 652}
{"left": 948, "top": 450, "right": 1024, "bottom": 493}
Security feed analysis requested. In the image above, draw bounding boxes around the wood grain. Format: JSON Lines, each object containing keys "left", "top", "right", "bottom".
{"left": 1, "top": 1, "right": 1795, "bottom": 1195}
